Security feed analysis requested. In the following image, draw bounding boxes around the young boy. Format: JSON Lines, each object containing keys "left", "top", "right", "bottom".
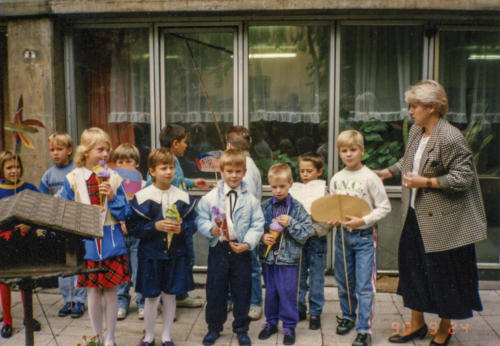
{"left": 111, "top": 143, "right": 146, "bottom": 321}
{"left": 127, "top": 148, "right": 197, "bottom": 346}
{"left": 329, "top": 130, "right": 391, "bottom": 346}
{"left": 39, "top": 132, "right": 86, "bottom": 319}
{"left": 259, "top": 163, "right": 311, "bottom": 345}
{"left": 291, "top": 152, "right": 331, "bottom": 330}
{"left": 225, "top": 126, "right": 263, "bottom": 320}
{"left": 147, "top": 124, "right": 208, "bottom": 308}
{"left": 196, "top": 149, "right": 264, "bottom": 346}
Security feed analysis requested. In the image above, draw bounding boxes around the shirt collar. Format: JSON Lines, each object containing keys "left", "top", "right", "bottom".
{"left": 223, "top": 183, "right": 241, "bottom": 196}
{"left": 272, "top": 194, "right": 291, "bottom": 207}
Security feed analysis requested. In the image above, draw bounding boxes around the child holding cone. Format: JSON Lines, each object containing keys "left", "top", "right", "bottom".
{"left": 127, "top": 148, "right": 197, "bottom": 346}
{"left": 259, "top": 163, "right": 311, "bottom": 345}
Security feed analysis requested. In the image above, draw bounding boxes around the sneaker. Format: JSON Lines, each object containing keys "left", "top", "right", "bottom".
{"left": 227, "top": 302, "right": 233, "bottom": 312}
{"left": 352, "top": 333, "right": 371, "bottom": 346}
{"left": 336, "top": 316, "right": 355, "bottom": 335}
{"left": 58, "top": 302, "right": 72, "bottom": 317}
{"left": 202, "top": 331, "right": 220, "bottom": 346}
{"left": 1, "top": 324, "right": 12, "bottom": 338}
{"left": 248, "top": 305, "right": 262, "bottom": 321}
{"left": 71, "top": 302, "right": 84, "bottom": 318}
{"left": 176, "top": 296, "right": 203, "bottom": 308}
{"left": 138, "top": 307, "right": 145, "bottom": 320}
{"left": 282, "top": 328, "right": 295, "bottom": 345}
{"left": 139, "top": 339, "right": 155, "bottom": 346}
{"left": 298, "top": 311, "right": 307, "bottom": 321}
{"left": 117, "top": 307, "right": 128, "bottom": 320}
{"left": 258, "top": 322, "right": 278, "bottom": 340}
{"left": 23, "top": 318, "right": 41, "bottom": 332}
{"left": 309, "top": 315, "right": 321, "bottom": 330}
{"left": 237, "top": 332, "right": 251, "bottom": 346}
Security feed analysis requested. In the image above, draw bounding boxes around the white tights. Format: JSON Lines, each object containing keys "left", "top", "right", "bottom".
{"left": 87, "top": 287, "right": 118, "bottom": 346}
{"left": 143, "top": 292, "right": 176, "bottom": 343}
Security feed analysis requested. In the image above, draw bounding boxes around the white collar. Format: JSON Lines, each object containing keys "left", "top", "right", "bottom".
{"left": 74, "top": 166, "right": 94, "bottom": 180}
{"left": 136, "top": 184, "right": 190, "bottom": 206}
{"left": 223, "top": 183, "right": 241, "bottom": 196}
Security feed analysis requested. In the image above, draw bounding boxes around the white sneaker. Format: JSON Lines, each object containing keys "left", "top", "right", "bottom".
{"left": 117, "top": 307, "right": 127, "bottom": 320}
{"left": 138, "top": 307, "right": 144, "bottom": 320}
{"left": 176, "top": 296, "right": 203, "bottom": 308}
{"left": 248, "top": 305, "right": 262, "bottom": 321}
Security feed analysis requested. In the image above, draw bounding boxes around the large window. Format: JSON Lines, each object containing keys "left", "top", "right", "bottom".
{"left": 248, "top": 25, "right": 330, "bottom": 183}
{"left": 439, "top": 29, "right": 500, "bottom": 263}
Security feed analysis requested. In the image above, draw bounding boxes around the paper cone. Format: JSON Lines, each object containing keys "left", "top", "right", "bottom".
{"left": 264, "top": 230, "right": 282, "bottom": 257}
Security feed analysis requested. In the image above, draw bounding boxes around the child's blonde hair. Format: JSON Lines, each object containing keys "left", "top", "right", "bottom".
{"left": 0, "top": 150, "right": 23, "bottom": 180}
{"left": 220, "top": 149, "right": 246, "bottom": 171}
{"left": 268, "top": 163, "right": 293, "bottom": 184}
{"left": 74, "top": 127, "right": 112, "bottom": 167}
{"left": 147, "top": 148, "right": 175, "bottom": 171}
{"left": 336, "top": 130, "right": 364, "bottom": 150}
{"left": 112, "top": 143, "right": 140, "bottom": 164}
{"left": 48, "top": 132, "right": 74, "bottom": 150}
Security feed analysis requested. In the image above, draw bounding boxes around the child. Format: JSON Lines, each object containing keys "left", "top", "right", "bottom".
{"left": 225, "top": 126, "right": 263, "bottom": 320}
{"left": 39, "top": 132, "right": 87, "bottom": 319}
{"left": 258, "top": 163, "right": 311, "bottom": 345}
{"left": 292, "top": 152, "right": 331, "bottom": 330}
{"left": 147, "top": 124, "right": 208, "bottom": 308}
{"left": 127, "top": 148, "right": 197, "bottom": 346}
{"left": 111, "top": 143, "right": 145, "bottom": 321}
{"left": 196, "top": 149, "right": 264, "bottom": 346}
{"left": 328, "top": 130, "right": 391, "bottom": 346}
{"left": 0, "top": 150, "right": 42, "bottom": 338}
{"left": 60, "top": 127, "right": 131, "bottom": 346}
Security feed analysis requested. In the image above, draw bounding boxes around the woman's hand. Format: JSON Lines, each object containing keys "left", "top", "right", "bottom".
{"left": 99, "top": 182, "right": 114, "bottom": 201}
{"left": 403, "top": 173, "right": 434, "bottom": 189}
{"left": 374, "top": 168, "right": 393, "bottom": 181}
{"left": 262, "top": 233, "right": 276, "bottom": 246}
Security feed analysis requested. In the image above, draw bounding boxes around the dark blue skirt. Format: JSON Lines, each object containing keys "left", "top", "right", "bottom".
{"left": 397, "top": 208, "right": 482, "bottom": 319}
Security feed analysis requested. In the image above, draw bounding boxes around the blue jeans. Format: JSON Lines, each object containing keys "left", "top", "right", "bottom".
{"left": 298, "top": 236, "right": 326, "bottom": 316}
{"left": 59, "top": 275, "right": 87, "bottom": 304}
{"left": 117, "top": 235, "right": 144, "bottom": 310}
{"left": 334, "top": 228, "right": 376, "bottom": 333}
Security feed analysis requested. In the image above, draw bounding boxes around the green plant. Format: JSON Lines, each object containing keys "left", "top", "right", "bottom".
{"left": 464, "top": 115, "right": 493, "bottom": 168}
{"left": 78, "top": 335, "right": 102, "bottom": 346}
{"left": 359, "top": 118, "right": 403, "bottom": 169}
{"left": 255, "top": 150, "right": 301, "bottom": 185}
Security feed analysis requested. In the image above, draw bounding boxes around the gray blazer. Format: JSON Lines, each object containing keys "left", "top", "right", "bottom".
{"left": 388, "top": 117, "right": 487, "bottom": 253}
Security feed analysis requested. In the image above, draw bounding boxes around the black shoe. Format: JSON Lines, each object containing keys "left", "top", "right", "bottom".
{"left": 352, "top": 333, "right": 372, "bottom": 346}
{"left": 23, "top": 318, "right": 41, "bottom": 332}
{"left": 139, "top": 340, "right": 155, "bottom": 346}
{"left": 388, "top": 324, "right": 427, "bottom": 343}
{"left": 202, "top": 331, "right": 220, "bottom": 346}
{"left": 258, "top": 322, "right": 278, "bottom": 340}
{"left": 237, "top": 332, "right": 251, "bottom": 346}
{"left": 309, "top": 315, "right": 321, "bottom": 330}
{"left": 429, "top": 330, "right": 453, "bottom": 346}
{"left": 1, "top": 324, "right": 12, "bottom": 338}
{"left": 298, "top": 311, "right": 307, "bottom": 321}
{"left": 283, "top": 328, "right": 295, "bottom": 345}
{"left": 336, "top": 316, "right": 355, "bottom": 335}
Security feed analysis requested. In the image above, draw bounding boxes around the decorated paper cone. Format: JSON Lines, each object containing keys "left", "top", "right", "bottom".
{"left": 212, "top": 206, "right": 230, "bottom": 241}
{"left": 165, "top": 204, "right": 181, "bottom": 249}
{"left": 94, "top": 160, "right": 111, "bottom": 206}
{"left": 265, "top": 221, "right": 284, "bottom": 257}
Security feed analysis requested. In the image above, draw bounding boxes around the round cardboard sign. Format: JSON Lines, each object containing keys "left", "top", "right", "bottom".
{"left": 310, "top": 194, "right": 372, "bottom": 223}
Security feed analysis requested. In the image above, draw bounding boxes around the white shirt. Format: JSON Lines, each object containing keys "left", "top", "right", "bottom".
{"left": 410, "top": 136, "right": 430, "bottom": 209}
{"left": 222, "top": 183, "right": 241, "bottom": 241}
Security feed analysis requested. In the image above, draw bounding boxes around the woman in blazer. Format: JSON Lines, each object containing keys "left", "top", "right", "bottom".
{"left": 376, "top": 80, "right": 487, "bottom": 346}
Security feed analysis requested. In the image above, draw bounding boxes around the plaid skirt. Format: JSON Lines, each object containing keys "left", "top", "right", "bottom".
{"left": 78, "top": 254, "right": 130, "bottom": 288}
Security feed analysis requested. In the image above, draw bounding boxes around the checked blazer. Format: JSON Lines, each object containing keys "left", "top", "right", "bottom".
{"left": 388, "top": 117, "right": 487, "bottom": 253}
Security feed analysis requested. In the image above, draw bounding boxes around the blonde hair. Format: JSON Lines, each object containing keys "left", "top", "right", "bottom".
{"left": 48, "top": 132, "right": 73, "bottom": 150}
{"left": 147, "top": 148, "right": 175, "bottom": 170}
{"left": 405, "top": 80, "right": 449, "bottom": 116}
{"left": 112, "top": 143, "right": 140, "bottom": 164}
{"left": 337, "top": 130, "right": 364, "bottom": 150}
{"left": 268, "top": 163, "right": 293, "bottom": 184}
{"left": 0, "top": 150, "right": 23, "bottom": 180}
{"left": 220, "top": 149, "right": 246, "bottom": 171}
{"left": 74, "top": 127, "right": 112, "bottom": 167}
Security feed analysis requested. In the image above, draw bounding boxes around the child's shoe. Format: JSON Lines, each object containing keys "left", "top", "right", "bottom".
{"left": 309, "top": 315, "right": 321, "bottom": 330}
{"left": 162, "top": 341, "right": 174, "bottom": 346}
{"left": 298, "top": 311, "right": 307, "bottom": 321}
{"left": 282, "top": 327, "right": 295, "bottom": 345}
{"left": 1, "top": 324, "right": 12, "bottom": 338}
{"left": 58, "top": 302, "right": 72, "bottom": 317}
{"left": 202, "top": 331, "right": 220, "bottom": 346}
{"left": 71, "top": 302, "right": 85, "bottom": 318}
{"left": 258, "top": 322, "right": 278, "bottom": 340}
{"left": 237, "top": 332, "right": 251, "bottom": 346}
{"left": 248, "top": 305, "right": 262, "bottom": 320}
{"left": 139, "top": 339, "right": 155, "bottom": 346}
{"left": 352, "top": 333, "right": 371, "bottom": 346}
{"left": 138, "top": 307, "right": 145, "bottom": 320}
{"left": 336, "top": 316, "right": 355, "bottom": 335}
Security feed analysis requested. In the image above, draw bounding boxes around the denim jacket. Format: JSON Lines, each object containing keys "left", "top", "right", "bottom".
{"left": 196, "top": 180, "right": 264, "bottom": 250}
{"left": 260, "top": 196, "right": 312, "bottom": 265}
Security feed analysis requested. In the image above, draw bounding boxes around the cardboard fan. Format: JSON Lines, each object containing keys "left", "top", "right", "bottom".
{"left": 311, "top": 194, "right": 371, "bottom": 223}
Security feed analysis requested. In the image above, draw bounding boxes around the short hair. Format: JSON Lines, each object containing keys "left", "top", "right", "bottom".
{"left": 0, "top": 150, "right": 23, "bottom": 180}
{"left": 337, "top": 130, "right": 364, "bottom": 150}
{"left": 405, "top": 80, "right": 449, "bottom": 117}
{"left": 159, "top": 124, "right": 187, "bottom": 148}
{"left": 220, "top": 149, "right": 246, "bottom": 171}
{"left": 226, "top": 126, "right": 252, "bottom": 151}
{"left": 147, "top": 148, "right": 176, "bottom": 170}
{"left": 48, "top": 132, "right": 73, "bottom": 149}
{"left": 268, "top": 163, "right": 293, "bottom": 183}
{"left": 112, "top": 143, "right": 140, "bottom": 164}
{"left": 74, "top": 127, "right": 112, "bottom": 167}
{"left": 298, "top": 152, "right": 324, "bottom": 171}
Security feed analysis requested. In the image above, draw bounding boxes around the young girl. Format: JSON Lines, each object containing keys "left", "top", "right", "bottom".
{"left": 127, "top": 148, "right": 197, "bottom": 346}
{"left": 60, "top": 128, "right": 131, "bottom": 346}
{"left": 0, "top": 150, "right": 41, "bottom": 338}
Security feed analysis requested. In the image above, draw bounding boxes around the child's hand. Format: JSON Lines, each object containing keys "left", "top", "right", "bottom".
{"left": 194, "top": 178, "right": 210, "bottom": 190}
{"left": 211, "top": 225, "right": 221, "bottom": 237}
{"left": 341, "top": 215, "right": 365, "bottom": 230}
{"left": 262, "top": 233, "right": 276, "bottom": 246}
{"left": 229, "top": 241, "right": 249, "bottom": 253}
{"left": 327, "top": 219, "right": 340, "bottom": 227}
{"left": 277, "top": 215, "right": 291, "bottom": 227}
{"left": 99, "top": 182, "right": 114, "bottom": 201}
{"left": 15, "top": 224, "right": 31, "bottom": 235}
{"left": 120, "top": 221, "right": 128, "bottom": 235}
{"left": 155, "top": 220, "right": 181, "bottom": 234}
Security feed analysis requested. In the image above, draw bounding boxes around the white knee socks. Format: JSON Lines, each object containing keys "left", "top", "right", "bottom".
{"left": 87, "top": 287, "right": 103, "bottom": 341}
{"left": 143, "top": 293, "right": 176, "bottom": 343}
{"left": 144, "top": 295, "right": 160, "bottom": 343}
{"left": 86, "top": 287, "right": 118, "bottom": 346}
{"left": 161, "top": 293, "right": 175, "bottom": 343}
